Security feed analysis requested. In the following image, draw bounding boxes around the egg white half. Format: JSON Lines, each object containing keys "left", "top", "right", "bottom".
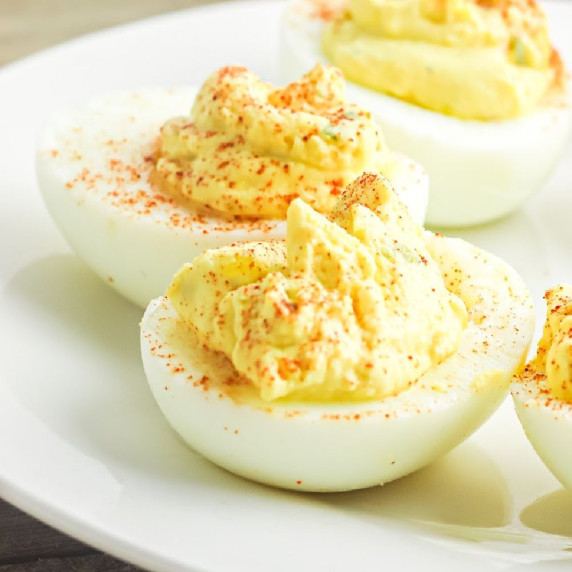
{"left": 140, "top": 233, "right": 534, "bottom": 492}
{"left": 280, "top": 0, "right": 572, "bottom": 227}
{"left": 37, "top": 88, "right": 428, "bottom": 308}
{"left": 512, "top": 376, "right": 572, "bottom": 490}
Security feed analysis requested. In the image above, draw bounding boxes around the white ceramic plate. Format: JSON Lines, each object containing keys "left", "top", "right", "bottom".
{"left": 2, "top": 1, "right": 572, "bottom": 570}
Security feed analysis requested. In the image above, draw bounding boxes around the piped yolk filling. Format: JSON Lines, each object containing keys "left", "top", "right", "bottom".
{"left": 322, "top": 0, "right": 563, "bottom": 120}
{"left": 152, "top": 64, "right": 395, "bottom": 218}
{"left": 167, "top": 173, "right": 467, "bottom": 402}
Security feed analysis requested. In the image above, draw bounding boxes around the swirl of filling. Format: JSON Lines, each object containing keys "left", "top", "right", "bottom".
{"left": 526, "top": 284, "right": 572, "bottom": 402}
{"left": 167, "top": 173, "right": 467, "bottom": 402}
{"left": 322, "top": 0, "right": 564, "bottom": 120}
{"left": 152, "top": 64, "right": 393, "bottom": 217}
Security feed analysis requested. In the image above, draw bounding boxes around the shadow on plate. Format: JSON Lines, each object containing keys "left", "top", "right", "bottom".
{"left": 521, "top": 489, "right": 572, "bottom": 539}
{"left": 313, "top": 442, "right": 512, "bottom": 535}
{"left": 311, "top": 447, "right": 572, "bottom": 567}
{"left": 3, "top": 253, "right": 269, "bottom": 496}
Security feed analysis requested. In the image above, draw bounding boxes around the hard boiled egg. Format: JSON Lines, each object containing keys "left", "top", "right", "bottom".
{"left": 37, "top": 82, "right": 427, "bottom": 309}
{"left": 280, "top": 0, "right": 572, "bottom": 227}
{"left": 140, "top": 178, "right": 534, "bottom": 492}
{"left": 512, "top": 284, "right": 572, "bottom": 490}
{"left": 36, "top": 89, "right": 285, "bottom": 310}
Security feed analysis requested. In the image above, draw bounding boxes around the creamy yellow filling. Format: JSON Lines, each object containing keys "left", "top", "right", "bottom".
{"left": 168, "top": 173, "right": 467, "bottom": 402}
{"left": 532, "top": 284, "right": 572, "bottom": 401}
{"left": 322, "top": 0, "right": 561, "bottom": 120}
{"left": 153, "top": 64, "right": 394, "bottom": 217}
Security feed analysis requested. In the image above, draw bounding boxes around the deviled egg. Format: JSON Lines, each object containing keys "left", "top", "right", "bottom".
{"left": 140, "top": 172, "right": 534, "bottom": 492}
{"left": 280, "top": 0, "right": 572, "bottom": 226}
{"left": 512, "top": 284, "right": 572, "bottom": 490}
{"left": 37, "top": 64, "right": 428, "bottom": 308}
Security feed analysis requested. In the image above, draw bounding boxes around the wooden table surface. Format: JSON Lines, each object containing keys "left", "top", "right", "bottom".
{"left": 0, "top": 2, "right": 224, "bottom": 569}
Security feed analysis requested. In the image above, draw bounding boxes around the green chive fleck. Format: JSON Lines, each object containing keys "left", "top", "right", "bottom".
{"left": 322, "top": 123, "right": 340, "bottom": 141}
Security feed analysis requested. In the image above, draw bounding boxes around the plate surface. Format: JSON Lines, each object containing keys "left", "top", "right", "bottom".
{"left": 2, "top": 1, "right": 572, "bottom": 570}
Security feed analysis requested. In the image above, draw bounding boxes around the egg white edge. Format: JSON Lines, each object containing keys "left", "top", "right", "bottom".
{"left": 512, "top": 376, "right": 572, "bottom": 490}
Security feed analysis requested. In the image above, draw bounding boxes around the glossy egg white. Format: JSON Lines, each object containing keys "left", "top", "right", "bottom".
{"left": 512, "top": 369, "right": 572, "bottom": 490}
{"left": 140, "top": 233, "right": 534, "bottom": 492}
{"left": 280, "top": 0, "right": 572, "bottom": 227}
{"left": 37, "top": 88, "right": 428, "bottom": 309}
